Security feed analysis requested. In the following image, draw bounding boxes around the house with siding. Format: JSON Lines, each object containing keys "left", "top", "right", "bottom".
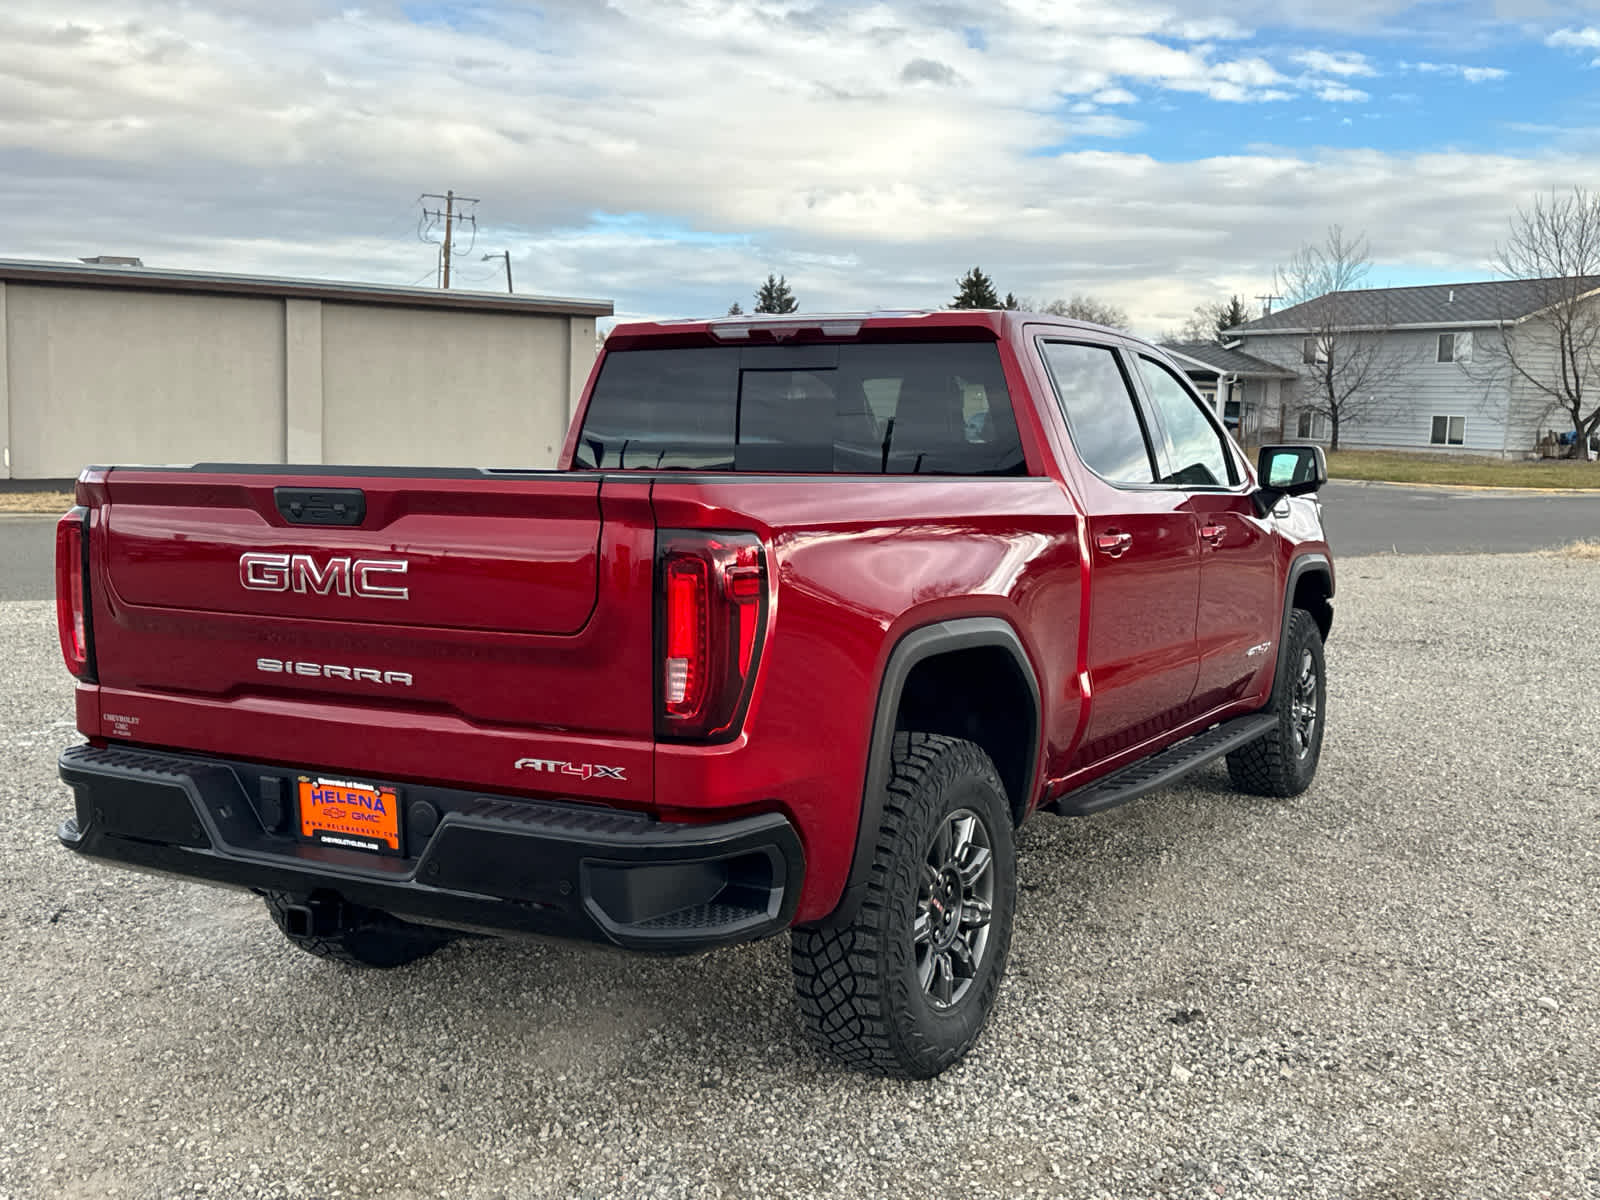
{"left": 1160, "top": 341, "right": 1297, "bottom": 444}
{"left": 1226, "top": 278, "right": 1600, "bottom": 457}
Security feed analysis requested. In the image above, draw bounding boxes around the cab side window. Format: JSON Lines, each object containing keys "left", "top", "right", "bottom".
{"left": 1134, "top": 355, "right": 1236, "bottom": 488}
{"left": 1038, "top": 341, "right": 1158, "bottom": 485}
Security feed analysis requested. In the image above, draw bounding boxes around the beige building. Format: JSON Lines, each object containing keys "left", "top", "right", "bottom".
{"left": 0, "top": 259, "right": 612, "bottom": 480}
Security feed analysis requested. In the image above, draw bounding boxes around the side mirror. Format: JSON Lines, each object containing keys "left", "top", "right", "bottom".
{"left": 1253, "top": 444, "right": 1327, "bottom": 516}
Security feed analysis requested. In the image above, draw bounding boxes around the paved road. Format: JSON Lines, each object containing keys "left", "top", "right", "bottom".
{"left": 1321, "top": 480, "right": 1599, "bottom": 556}
{"left": 0, "top": 516, "right": 56, "bottom": 602}
{"left": 3, "top": 483, "right": 1597, "bottom": 602}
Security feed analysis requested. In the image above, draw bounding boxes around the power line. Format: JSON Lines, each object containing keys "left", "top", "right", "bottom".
{"left": 418, "top": 190, "right": 480, "bottom": 289}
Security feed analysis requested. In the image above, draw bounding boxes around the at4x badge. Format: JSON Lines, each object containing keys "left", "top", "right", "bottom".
{"left": 514, "top": 757, "right": 627, "bottom": 782}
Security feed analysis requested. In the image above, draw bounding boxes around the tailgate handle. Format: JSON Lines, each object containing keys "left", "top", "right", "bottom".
{"left": 274, "top": 487, "right": 367, "bottom": 527}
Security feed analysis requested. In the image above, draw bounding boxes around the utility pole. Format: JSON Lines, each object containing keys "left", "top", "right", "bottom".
{"left": 442, "top": 191, "right": 454, "bottom": 290}
{"left": 483, "top": 251, "right": 513, "bottom": 294}
{"left": 1255, "top": 293, "right": 1281, "bottom": 316}
{"left": 418, "top": 191, "right": 480, "bottom": 289}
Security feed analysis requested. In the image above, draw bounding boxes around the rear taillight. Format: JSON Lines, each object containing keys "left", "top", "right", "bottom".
{"left": 55, "top": 507, "right": 94, "bottom": 680}
{"left": 657, "top": 531, "right": 768, "bottom": 741}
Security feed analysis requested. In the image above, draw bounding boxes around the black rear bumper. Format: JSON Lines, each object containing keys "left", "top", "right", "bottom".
{"left": 57, "top": 745, "right": 804, "bottom": 953}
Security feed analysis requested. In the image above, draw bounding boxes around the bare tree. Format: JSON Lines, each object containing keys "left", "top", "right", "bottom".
{"left": 1485, "top": 188, "right": 1600, "bottom": 458}
{"left": 1030, "top": 294, "right": 1130, "bottom": 330}
{"left": 1163, "top": 304, "right": 1221, "bottom": 344}
{"left": 1274, "top": 226, "right": 1408, "bottom": 451}
{"left": 1164, "top": 295, "right": 1252, "bottom": 344}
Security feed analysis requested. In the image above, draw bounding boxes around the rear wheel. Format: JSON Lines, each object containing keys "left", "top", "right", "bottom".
{"left": 1227, "top": 608, "right": 1326, "bottom": 797}
{"left": 263, "top": 890, "right": 454, "bottom": 968}
{"left": 790, "top": 733, "right": 1016, "bottom": 1078}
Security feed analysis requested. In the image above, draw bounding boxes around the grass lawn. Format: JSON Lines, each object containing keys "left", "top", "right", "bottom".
{"left": 1324, "top": 450, "right": 1600, "bottom": 489}
{"left": 0, "top": 490, "right": 75, "bottom": 514}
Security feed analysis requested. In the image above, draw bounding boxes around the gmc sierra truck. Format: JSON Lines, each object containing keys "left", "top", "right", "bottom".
{"left": 53, "top": 309, "right": 1332, "bottom": 1078}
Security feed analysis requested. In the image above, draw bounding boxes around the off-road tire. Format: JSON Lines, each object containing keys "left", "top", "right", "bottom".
{"left": 790, "top": 733, "right": 1016, "bottom": 1078}
{"left": 263, "top": 890, "right": 454, "bottom": 968}
{"left": 1227, "top": 608, "right": 1326, "bottom": 797}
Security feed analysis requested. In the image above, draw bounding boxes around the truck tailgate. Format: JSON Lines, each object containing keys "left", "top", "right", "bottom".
{"left": 84, "top": 469, "right": 656, "bottom": 797}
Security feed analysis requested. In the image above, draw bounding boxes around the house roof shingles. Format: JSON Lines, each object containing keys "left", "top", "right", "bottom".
{"left": 1230, "top": 276, "right": 1600, "bottom": 335}
{"left": 1161, "top": 341, "right": 1297, "bottom": 378}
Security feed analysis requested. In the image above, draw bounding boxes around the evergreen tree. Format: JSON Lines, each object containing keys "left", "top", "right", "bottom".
{"left": 1002, "top": 292, "right": 1020, "bottom": 310}
{"left": 951, "top": 267, "right": 1000, "bottom": 309}
{"left": 727, "top": 301, "right": 744, "bottom": 315}
{"left": 1217, "top": 294, "right": 1250, "bottom": 335}
{"left": 754, "top": 274, "right": 799, "bottom": 314}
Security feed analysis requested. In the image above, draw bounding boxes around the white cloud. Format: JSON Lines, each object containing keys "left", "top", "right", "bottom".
{"left": 1315, "top": 84, "right": 1370, "bottom": 102}
{"left": 0, "top": 0, "right": 1586, "bottom": 336}
{"left": 1405, "top": 61, "right": 1509, "bottom": 81}
{"left": 1547, "top": 27, "right": 1600, "bottom": 49}
{"left": 1545, "top": 27, "right": 1600, "bottom": 66}
{"left": 1291, "top": 49, "right": 1376, "bottom": 77}
{"left": 1213, "top": 57, "right": 1287, "bottom": 87}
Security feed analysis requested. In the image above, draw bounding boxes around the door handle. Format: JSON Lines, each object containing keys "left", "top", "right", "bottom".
{"left": 1095, "top": 531, "right": 1133, "bottom": 558}
{"left": 1200, "top": 524, "right": 1226, "bottom": 546}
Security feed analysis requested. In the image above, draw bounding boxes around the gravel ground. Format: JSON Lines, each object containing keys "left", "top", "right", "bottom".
{"left": 2, "top": 554, "right": 1597, "bottom": 1200}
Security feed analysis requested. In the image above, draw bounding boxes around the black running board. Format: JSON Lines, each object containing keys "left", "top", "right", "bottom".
{"left": 1048, "top": 713, "right": 1278, "bottom": 817}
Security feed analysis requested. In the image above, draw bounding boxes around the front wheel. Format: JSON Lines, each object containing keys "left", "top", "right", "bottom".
{"left": 790, "top": 733, "right": 1016, "bottom": 1078}
{"left": 1227, "top": 608, "right": 1326, "bottom": 797}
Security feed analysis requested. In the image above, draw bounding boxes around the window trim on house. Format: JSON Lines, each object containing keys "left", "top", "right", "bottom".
{"left": 1430, "top": 415, "right": 1466, "bottom": 446}
{"left": 1296, "top": 409, "right": 1328, "bottom": 440}
{"left": 1301, "top": 336, "right": 1327, "bottom": 365}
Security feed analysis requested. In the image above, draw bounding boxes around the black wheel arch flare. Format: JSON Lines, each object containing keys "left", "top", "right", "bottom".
{"left": 813, "top": 617, "right": 1042, "bottom": 930}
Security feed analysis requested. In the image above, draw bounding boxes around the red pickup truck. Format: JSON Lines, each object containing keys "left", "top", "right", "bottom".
{"left": 53, "top": 309, "right": 1332, "bottom": 1078}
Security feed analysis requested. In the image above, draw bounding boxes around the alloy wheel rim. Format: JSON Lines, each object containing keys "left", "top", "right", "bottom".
{"left": 1290, "top": 648, "right": 1318, "bottom": 757}
{"left": 914, "top": 808, "right": 995, "bottom": 1010}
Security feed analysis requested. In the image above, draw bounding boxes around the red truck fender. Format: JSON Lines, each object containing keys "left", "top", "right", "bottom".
{"left": 810, "top": 616, "right": 1042, "bottom": 930}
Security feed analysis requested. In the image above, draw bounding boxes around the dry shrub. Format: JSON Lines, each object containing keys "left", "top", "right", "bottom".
{"left": 1550, "top": 540, "right": 1600, "bottom": 560}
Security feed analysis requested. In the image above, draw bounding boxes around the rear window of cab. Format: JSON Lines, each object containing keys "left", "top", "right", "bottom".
{"left": 573, "top": 342, "right": 1028, "bottom": 475}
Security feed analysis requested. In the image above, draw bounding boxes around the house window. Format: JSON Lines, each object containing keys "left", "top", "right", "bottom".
{"left": 1296, "top": 410, "right": 1327, "bottom": 440}
{"left": 1437, "top": 332, "right": 1473, "bottom": 363}
{"left": 1301, "top": 336, "right": 1326, "bottom": 364}
{"left": 1430, "top": 415, "right": 1466, "bottom": 446}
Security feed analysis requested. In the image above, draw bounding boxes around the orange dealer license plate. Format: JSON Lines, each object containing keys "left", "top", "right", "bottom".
{"left": 297, "top": 776, "right": 402, "bottom": 855}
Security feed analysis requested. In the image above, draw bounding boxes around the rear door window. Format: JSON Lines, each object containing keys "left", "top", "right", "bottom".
{"left": 1037, "top": 341, "right": 1158, "bottom": 486}
{"left": 573, "top": 342, "right": 1027, "bottom": 475}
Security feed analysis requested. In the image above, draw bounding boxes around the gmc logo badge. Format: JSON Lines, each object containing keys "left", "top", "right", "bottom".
{"left": 239, "top": 552, "right": 409, "bottom": 600}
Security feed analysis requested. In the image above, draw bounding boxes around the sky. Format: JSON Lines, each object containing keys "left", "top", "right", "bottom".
{"left": 4, "top": 0, "right": 1600, "bottom": 336}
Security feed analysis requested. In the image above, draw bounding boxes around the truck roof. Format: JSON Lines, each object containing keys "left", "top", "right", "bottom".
{"left": 603, "top": 309, "right": 1136, "bottom": 350}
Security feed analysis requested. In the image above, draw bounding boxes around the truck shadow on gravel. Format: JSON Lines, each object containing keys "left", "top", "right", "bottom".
{"left": 263, "top": 761, "right": 1314, "bottom": 1080}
